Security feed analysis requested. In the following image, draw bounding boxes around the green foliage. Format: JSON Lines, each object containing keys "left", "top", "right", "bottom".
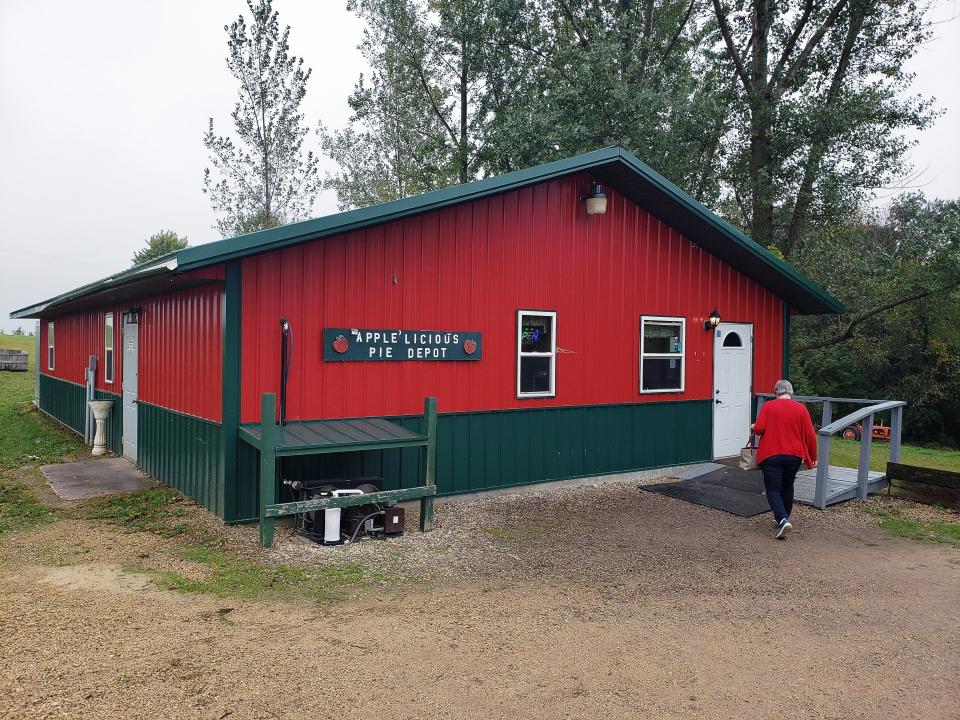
{"left": 864, "top": 506, "right": 960, "bottom": 548}
{"left": 826, "top": 437, "right": 960, "bottom": 474}
{"left": 140, "top": 544, "right": 372, "bottom": 603}
{"left": 0, "top": 334, "right": 84, "bottom": 469}
{"left": 710, "top": 0, "right": 937, "bottom": 251}
{"left": 131, "top": 230, "right": 189, "bottom": 266}
{"left": 80, "top": 487, "right": 191, "bottom": 538}
{"left": 0, "top": 480, "right": 53, "bottom": 533}
{"left": 793, "top": 195, "right": 960, "bottom": 445}
{"left": 204, "top": 0, "right": 321, "bottom": 236}
{"left": 326, "top": 0, "right": 724, "bottom": 209}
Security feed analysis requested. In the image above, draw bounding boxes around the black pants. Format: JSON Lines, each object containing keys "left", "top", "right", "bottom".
{"left": 760, "top": 454, "right": 802, "bottom": 523}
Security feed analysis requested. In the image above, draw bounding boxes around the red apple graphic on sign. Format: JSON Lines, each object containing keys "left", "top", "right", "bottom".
{"left": 463, "top": 339, "right": 477, "bottom": 355}
{"left": 333, "top": 335, "right": 349, "bottom": 353}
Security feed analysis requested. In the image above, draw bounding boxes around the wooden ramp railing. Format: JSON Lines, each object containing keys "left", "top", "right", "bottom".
{"left": 756, "top": 394, "right": 906, "bottom": 509}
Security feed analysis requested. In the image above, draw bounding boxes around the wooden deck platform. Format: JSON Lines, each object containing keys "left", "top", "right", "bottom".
{"left": 794, "top": 466, "right": 888, "bottom": 507}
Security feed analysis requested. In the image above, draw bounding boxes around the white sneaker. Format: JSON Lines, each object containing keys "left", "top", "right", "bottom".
{"left": 775, "top": 519, "right": 793, "bottom": 539}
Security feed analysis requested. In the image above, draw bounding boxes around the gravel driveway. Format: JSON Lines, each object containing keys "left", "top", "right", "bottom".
{"left": 1, "top": 481, "right": 958, "bottom": 719}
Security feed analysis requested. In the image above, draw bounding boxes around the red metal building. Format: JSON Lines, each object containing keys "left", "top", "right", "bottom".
{"left": 12, "top": 147, "right": 842, "bottom": 522}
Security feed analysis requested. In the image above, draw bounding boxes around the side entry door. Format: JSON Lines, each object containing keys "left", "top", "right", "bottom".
{"left": 122, "top": 318, "right": 138, "bottom": 462}
{"left": 712, "top": 323, "right": 753, "bottom": 458}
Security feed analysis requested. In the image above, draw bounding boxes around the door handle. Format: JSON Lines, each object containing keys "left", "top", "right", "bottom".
{"left": 715, "top": 399, "right": 722, "bottom": 404}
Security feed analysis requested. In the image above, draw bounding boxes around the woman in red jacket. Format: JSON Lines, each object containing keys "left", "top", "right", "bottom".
{"left": 751, "top": 380, "right": 819, "bottom": 539}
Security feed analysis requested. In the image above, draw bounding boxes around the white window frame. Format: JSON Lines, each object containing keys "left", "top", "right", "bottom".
{"left": 516, "top": 310, "right": 557, "bottom": 399}
{"left": 639, "top": 315, "right": 686, "bottom": 394}
{"left": 104, "top": 313, "right": 114, "bottom": 384}
{"left": 47, "top": 321, "right": 55, "bottom": 370}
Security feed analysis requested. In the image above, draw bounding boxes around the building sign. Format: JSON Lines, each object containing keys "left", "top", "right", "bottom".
{"left": 323, "top": 328, "right": 482, "bottom": 361}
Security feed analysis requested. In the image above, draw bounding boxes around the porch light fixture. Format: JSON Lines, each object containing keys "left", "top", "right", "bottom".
{"left": 123, "top": 307, "right": 141, "bottom": 325}
{"left": 704, "top": 309, "right": 721, "bottom": 331}
{"left": 582, "top": 182, "right": 608, "bottom": 215}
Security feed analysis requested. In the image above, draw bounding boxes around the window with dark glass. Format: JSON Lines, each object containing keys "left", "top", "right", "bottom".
{"left": 722, "top": 332, "right": 742, "bottom": 347}
{"left": 104, "top": 313, "right": 114, "bottom": 383}
{"left": 640, "top": 316, "right": 685, "bottom": 392}
{"left": 47, "top": 322, "right": 55, "bottom": 370}
{"left": 517, "top": 311, "right": 556, "bottom": 397}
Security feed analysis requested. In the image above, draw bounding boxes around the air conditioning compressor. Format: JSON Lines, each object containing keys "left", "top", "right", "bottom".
{"left": 284, "top": 479, "right": 405, "bottom": 544}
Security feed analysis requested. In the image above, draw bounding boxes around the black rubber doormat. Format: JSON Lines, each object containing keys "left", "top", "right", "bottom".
{"left": 642, "top": 465, "right": 771, "bottom": 517}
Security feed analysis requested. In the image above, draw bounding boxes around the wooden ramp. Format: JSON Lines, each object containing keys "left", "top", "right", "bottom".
{"left": 794, "top": 466, "right": 888, "bottom": 507}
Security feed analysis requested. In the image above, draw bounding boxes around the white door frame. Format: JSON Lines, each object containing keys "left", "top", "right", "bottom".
{"left": 712, "top": 322, "right": 754, "bottom": 459}
{"left": 121, "top": 318, "right": 139, "bottom": 462}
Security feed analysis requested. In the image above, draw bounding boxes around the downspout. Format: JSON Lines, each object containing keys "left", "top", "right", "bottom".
{"left": 782, "top": 301, "right": 791, "bottom": 380}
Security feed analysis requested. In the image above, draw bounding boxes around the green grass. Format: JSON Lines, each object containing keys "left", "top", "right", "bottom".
{"left": 132, "top": 544, "right": 373, "bottom": 603}
{"left": 0, "top": 333, "right": 83, "bottom": 469}
{"left": 78, "top": 487, "right": 192, "bottom": 537}
{"left": 829, "top": 437, "right": 960, "bottom": 474}
{"left": 0, "top": 479, "right": 53, "bottom": 533}
{"left": 864, "top": 507, "right": 960, "bottom": 548}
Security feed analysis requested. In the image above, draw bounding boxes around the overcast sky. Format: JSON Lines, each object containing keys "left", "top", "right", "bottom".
{"left": 1, "top": 0, "right": 958, "bottom": 332}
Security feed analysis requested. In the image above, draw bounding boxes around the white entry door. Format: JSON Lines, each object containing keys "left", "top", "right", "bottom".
{"left": 713, "top": 323, "right": 753, "bottom": 458}
{"left": 122, "top": 319, "right": 139, "bottom": 462}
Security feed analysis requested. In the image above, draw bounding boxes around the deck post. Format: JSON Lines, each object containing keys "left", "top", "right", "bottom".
{"left": 420, "top": 396, "right": 437, "bottom": 532}
{"left": 857, "top": 413, "right": 873, "bottom": 501}
{"left": 821, "top": 399, "right": 832, "bottom": 428}
{"left": 814, "top": 433, "right": 831, "bottom": 509}
{"left": 259, "top": 393, "right": 278, "bottom": 548}
{"left": 889, "top": 406, "right": 903, "bottom": 464}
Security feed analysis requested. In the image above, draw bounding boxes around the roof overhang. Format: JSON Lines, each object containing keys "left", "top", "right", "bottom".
{"left": 10, "top": 258, "right": 187, "bottom": 319}
{"left": 11, "top": 146, "right": 843, "bottom": 319}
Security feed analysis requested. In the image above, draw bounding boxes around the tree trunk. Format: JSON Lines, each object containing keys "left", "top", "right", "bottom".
{"left": 458, "top": 23, "right": 470, "bottom": 184}
{"left": 749, "top": 0, "right": 773, "bottom": 248}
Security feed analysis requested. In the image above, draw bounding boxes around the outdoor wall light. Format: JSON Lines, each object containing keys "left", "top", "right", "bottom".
{"left": 582, "top": 182, "right": 608, "bottom": 215}
{"left": 123, "top": 308, "right": 141, "bottom": 325}
{"left": 704, "top": 309, "right": 721, "bottom": 331}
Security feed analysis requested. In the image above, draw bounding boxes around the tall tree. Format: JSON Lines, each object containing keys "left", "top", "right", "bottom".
{"left": 131, "top": 230, "right": 189, "bottom": 266}
{"left": 791, "top": 194, "right": 960, "bottom": 443}
{"left": 203, "top": 0, "right": 321, "bottom": 236}
{"left": 323, "top": 0, "right": 508, "bottom": 209}
{"left": 325, "top": 0, "right": 720, "bottom": 209}
{"left": 710, "top": 0, "right": 936, "bottom": 253}
{"left": 483, "top": 0, "right": 725, "bottom": 199}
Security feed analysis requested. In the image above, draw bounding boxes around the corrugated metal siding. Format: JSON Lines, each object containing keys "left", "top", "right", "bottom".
{"left": 138, "top": 401, "right": 224, "bottom": 516}
{"left": 39, "top": 304, "right": 124, "bottom": 391}
{"left": 240, "top": 174, "right": 784, "bottom": 423}
{"left": 38, "top": 374, "right": 86, "bottom": 434}
{"left": 138, "top": 285, "right": 224, "bottom": 422}
{"left": 235, "top": 400, "right": 711, "bottom": 518}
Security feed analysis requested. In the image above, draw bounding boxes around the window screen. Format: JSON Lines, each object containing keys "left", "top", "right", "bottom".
{"left": 517, "top": 311, "right": 556, "bottom": 397}
{"left": 104, "top": 313, "right": 114, "bottom": 383}
{"left": 640, "top": 317, "right": 685, "bottom": 392}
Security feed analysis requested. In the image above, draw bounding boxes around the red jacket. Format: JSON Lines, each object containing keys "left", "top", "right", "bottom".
{"left": 753, "top": 398, "right": 819, "bottom": 468}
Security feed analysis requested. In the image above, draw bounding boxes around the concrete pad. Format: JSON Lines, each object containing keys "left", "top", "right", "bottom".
{"left": 40, "top": 458, "right": 152, "bottom": 500}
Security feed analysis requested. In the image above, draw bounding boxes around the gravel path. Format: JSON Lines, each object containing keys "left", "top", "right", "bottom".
{"left": 1, "top": 480, "right": 958, "bottom": 719}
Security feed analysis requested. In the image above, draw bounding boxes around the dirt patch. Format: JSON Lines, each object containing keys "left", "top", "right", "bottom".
{"left": 36, "top": 564, "right": 152, "bottom": 594}
{"left": 1, "top": 482, "right": 958, "bottom": 719}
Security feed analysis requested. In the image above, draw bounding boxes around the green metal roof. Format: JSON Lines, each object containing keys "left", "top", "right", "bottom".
{"left": 11, "top": 146, "right": 843, "bottom": 318}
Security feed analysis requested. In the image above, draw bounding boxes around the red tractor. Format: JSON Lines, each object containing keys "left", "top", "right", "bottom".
{"left": 841, "top": 421, "right": 892, "bottom": 442}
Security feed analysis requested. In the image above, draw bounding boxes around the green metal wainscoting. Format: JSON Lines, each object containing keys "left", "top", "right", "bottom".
{"left": 232, "top": 400, "right": 712, "bottom": 523}
{"left": 94, "top": 389, "right": 122, "bottom": 454}
{"left": 37, "top": 376, "right": 122, "bottom": 455}
{"left": 38, "top": 374, "right": 86, "bottom": 435}
{"left": 137, "top": 402, "right": 224, "bottom": 518}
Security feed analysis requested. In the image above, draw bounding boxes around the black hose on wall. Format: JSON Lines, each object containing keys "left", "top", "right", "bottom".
{"left": 280, "top": 318, "right": 292, "bottom": 426}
